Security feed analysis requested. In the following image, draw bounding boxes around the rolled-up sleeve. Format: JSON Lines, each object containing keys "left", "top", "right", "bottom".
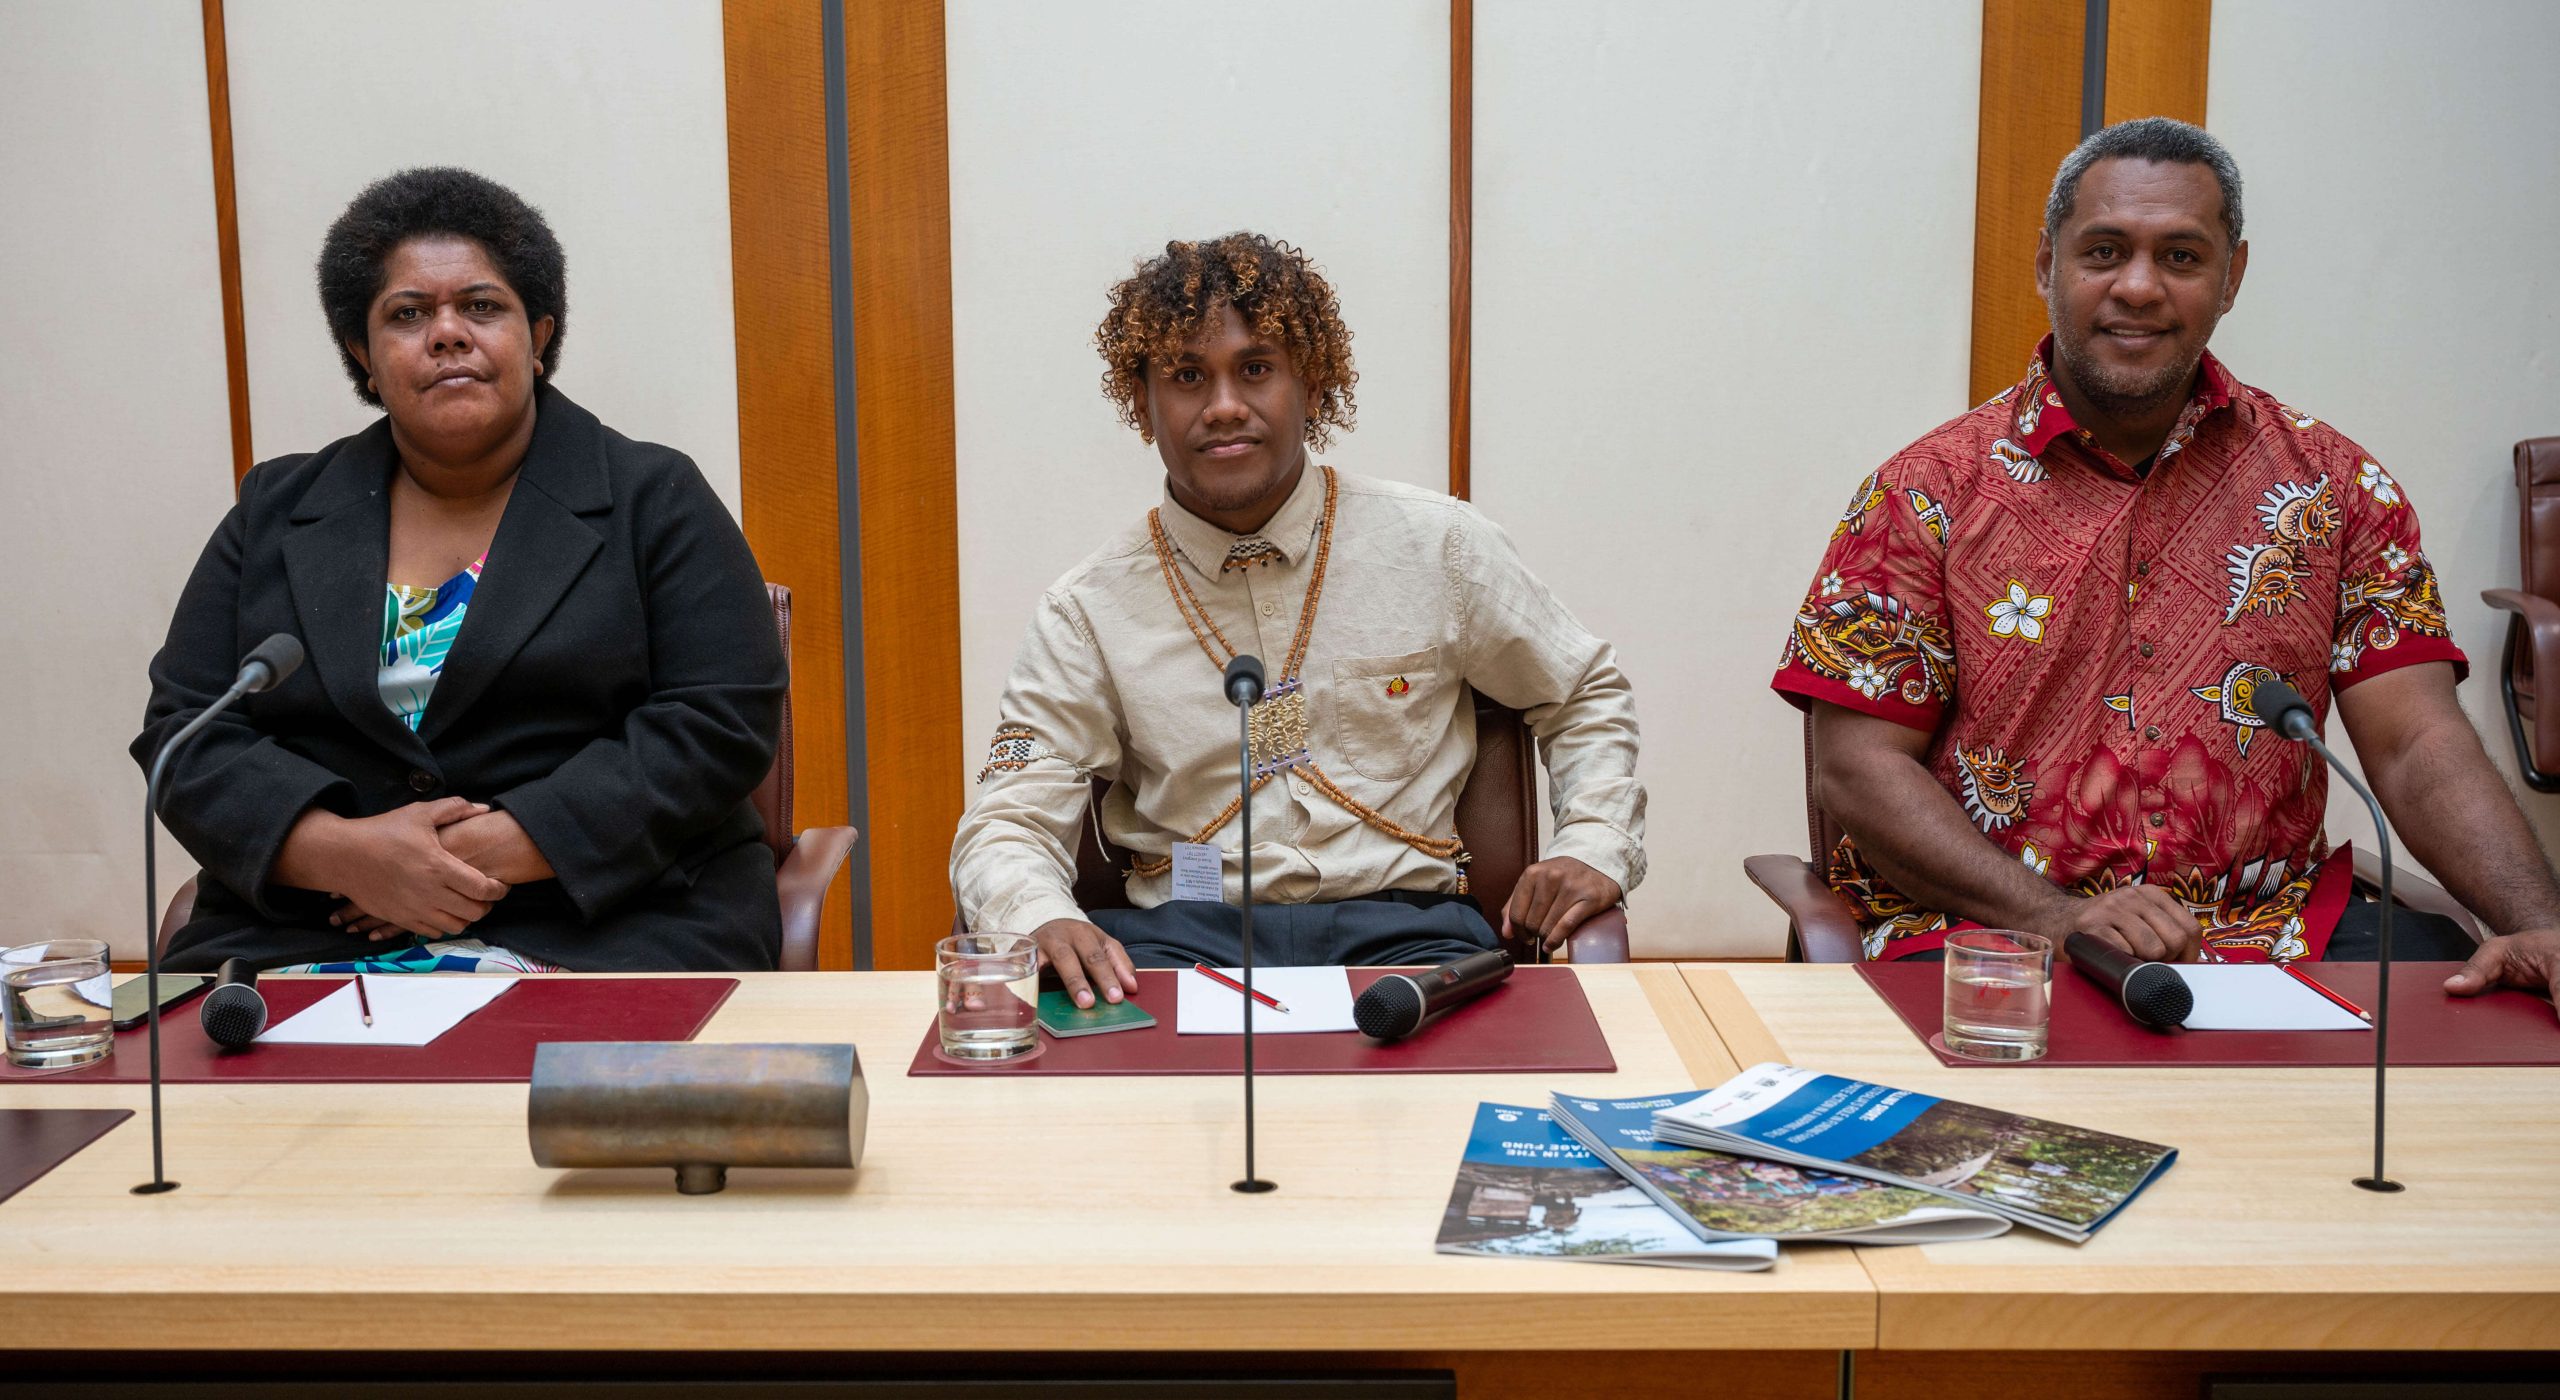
{"left": 951, "top": 593, "right": 1126, "bottom": 932}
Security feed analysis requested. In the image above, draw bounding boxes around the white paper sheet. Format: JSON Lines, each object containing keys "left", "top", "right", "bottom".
{"left": 1175, "top": 965, "right": 1356, "bottom": 1034}
{"left": 2176, "top": 965, "right": 2371, "bottom": 1031}
{"left": 256, "top": 976, "right": 517, "bottom": 1047}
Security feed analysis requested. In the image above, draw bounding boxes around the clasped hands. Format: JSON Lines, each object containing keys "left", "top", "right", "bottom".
{"left": 279, "top": 798, "right": 549, "bottom": 943}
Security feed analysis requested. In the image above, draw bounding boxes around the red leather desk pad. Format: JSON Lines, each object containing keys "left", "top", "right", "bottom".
{"left": 8, "top": 977, "right": 735, "bottom": 1085}
{"left": 906, "top": 965, "right": 1615, "bottom": 1077}
{"left": 0, "top": 1108, "right": 130, "bottom": 1204}
{"left": 1856, "top": 960, "right": 2560, "bottom": 1068}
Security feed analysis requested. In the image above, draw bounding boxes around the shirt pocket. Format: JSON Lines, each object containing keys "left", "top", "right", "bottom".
{"left": 1326, "top": 645, "right": 1444, "bottom": 782}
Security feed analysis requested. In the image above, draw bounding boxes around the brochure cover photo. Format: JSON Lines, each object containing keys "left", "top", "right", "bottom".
{"left": 1434, "top": 1103, "right": 1777, "bottom": 1270}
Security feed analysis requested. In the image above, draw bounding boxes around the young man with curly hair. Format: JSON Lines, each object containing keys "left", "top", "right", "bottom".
{"left": 950, "top": 233, "right": 1645, "bottom": 1007}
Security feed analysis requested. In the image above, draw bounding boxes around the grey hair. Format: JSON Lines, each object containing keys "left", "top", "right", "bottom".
{"left": 2045, "top": 117, "right": 2244, "bottom": 246}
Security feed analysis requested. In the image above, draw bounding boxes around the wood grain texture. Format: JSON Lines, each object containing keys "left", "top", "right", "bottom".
{"left": 1694, "top": 964, "right": 2560, "bottom": 1353}
{"left": 845, "top": 0, "right": 963, "bottom": 971}
{"left": 0, "top": 969, "right": 1875, "bottom": 1352}
{"left": 724, "top": 0, "right": 854, "bottom": 968}
{"left": 2103, "top": 0, "right": 2212, "bottom": 127}
{"left": 1969, "top": 0, "right": 2087, "bottom": 405}
{"left": 1448, "top": 0, "right": 1472, "bottom": 501}
{"left": 200, "top": 0, "right": 253, "bottom": 486}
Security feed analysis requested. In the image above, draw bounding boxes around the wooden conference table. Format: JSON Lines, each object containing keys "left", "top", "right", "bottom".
{"left": 0, "top": 964, "right": 2552, "bottom": 1395}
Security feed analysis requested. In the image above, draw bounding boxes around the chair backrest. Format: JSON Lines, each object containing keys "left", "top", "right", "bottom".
{"left": 2517, "top": 438, "right": 2560, "bottom": 611}
{"left": 751, "top": 582, "right": 795, "bottom": 863}
{"left": 1067, "top": 690, "right": 1544, "bottom": 918}
{"left": 1802, "top": 709, "right": 1843, "bottom": 866}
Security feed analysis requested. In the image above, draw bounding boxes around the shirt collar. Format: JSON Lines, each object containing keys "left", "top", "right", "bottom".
{"left": 1156, "top": 460, "right": 1326, "bottom": 577}
{"left": 2006, "top": 334, "right": 2237, "bottom": 459}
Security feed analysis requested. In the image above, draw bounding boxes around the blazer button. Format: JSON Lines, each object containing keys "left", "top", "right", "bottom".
{"left": 408, "top": 769, "right": 439, "bottom": 795}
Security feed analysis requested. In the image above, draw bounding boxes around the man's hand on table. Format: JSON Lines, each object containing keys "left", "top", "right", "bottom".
{"left": 2037, "top": 885, "right": 2205, "bottom": 964}
{"left": 1502, "top": 857, "right": 1622, "bottom": 953}
{"left": 2446, "top": 929, "right": 2560, "bottom": 1019}
{"left": 1031, "top": 918, "right": 1138, "bottom": 1008}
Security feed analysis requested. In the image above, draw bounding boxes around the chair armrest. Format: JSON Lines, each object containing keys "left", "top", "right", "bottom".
{"left": 1743, "top": 853, "right": 1867, "bottom": 963}
{"left": 2350, "top": 847, "right": 2484, "bottom": 946}
{"left": 2482, "top": 589, "right": 2560, "bottom": 778}
{"left": 155, "top": 874, "right": 201, "bottom": 963}
{"left": 774, "top": 826, "right": 859, "bottom": 971}
{"left": 1562, "top": 906, "right": 1629, "bottom": 964}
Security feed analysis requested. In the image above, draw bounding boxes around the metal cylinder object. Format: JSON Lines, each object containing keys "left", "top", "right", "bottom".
{"left": 527, "top": 1042, "right": 865, "bottom": 1195}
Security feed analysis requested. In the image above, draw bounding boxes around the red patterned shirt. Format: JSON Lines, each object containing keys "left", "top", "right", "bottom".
{"left": 1774, "top": 341, "right": 2465, "bottom": 961}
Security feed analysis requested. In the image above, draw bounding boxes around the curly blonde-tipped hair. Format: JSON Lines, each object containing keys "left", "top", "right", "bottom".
{"left": 1096, "top": 233, "right": 1358, "bottom": 450}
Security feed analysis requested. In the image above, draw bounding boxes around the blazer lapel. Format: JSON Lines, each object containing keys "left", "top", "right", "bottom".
{"left": 416, "top": 387, "right": 609, "bottom": 745}
{"left": 279, "top": 423, "right": 433, "bottom": 765}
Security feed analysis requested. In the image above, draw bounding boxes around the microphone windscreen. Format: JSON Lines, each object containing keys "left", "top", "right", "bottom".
{"left": 1351, "top": 974, "right": 1424, "bottom": 1040}
{"left": 1224, "top": 653, "right": 1266, "bottom": 704}
{"left": 2123, "top": 963, "right": 2196, "bottom": 1028}
{"left": 239, "top": 634, "right": 306, "bottom": 693}
{"left": 2238, "top": 675, "right": 2311, "bottom": 732}
{"left": 200, "top": 984, "right": 266, "bottom": 1047}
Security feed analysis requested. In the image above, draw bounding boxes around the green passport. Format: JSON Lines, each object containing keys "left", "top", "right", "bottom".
{"left": 1036, "top": 990, "right": 1158, "bottom": 1037}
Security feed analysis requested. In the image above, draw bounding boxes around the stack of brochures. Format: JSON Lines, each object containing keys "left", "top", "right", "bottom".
{"left": 1545, "top": 1091, "right": 2010, "bottom": 1245}
{"left": 1648, "top": 1063, "right": 2178, "bottom": 1243}
{"left": 1433, "top": 1103, "right": 1779, "bottom": 1271}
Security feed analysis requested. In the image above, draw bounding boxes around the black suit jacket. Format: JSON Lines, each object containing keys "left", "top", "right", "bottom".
{"left": 135, "top": 385, "right": 787, "bottom": 971}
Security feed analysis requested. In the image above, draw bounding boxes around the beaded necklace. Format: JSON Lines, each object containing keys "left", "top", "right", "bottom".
{"left": 1135, "top": 465, "right": 1467, "bottom": 890}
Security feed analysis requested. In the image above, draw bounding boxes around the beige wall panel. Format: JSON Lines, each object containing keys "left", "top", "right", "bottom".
{"left": 1472, "top": 0, "right": 1983, "bottom": 957}
{"left": 222, "top": 0, "right": 743, "bottom": 514}
{"left": 2207, "top": 0, "right": 2560, "bottom": 874}
{"left": 0, "top": 1, "right": 237, "bottom": 956}
{"left": 947, "top": 0, "right": 1449, "bottom": 772}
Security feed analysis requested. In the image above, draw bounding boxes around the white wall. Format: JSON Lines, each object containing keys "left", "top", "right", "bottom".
{"left": 946, "top": 0, "right": 1450, "bottom": 768}
{"left": 1471, "top": 0, "right": 1984, "bottom": 955}
{"left": 0, "top": 0, "right": 237, "bottom": 957}
{"left": 222, "top": 0, "right": 743, "bottom": 511}
{"left": 2208, "top": 0, "right": 2560, "bottom": 872}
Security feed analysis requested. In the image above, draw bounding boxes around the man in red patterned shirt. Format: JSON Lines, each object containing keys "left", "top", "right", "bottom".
{"left": 1776, "top": 118, "right": 2560, "bottom": 1007}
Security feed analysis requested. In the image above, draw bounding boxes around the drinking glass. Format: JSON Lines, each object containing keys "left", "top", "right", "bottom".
{"left": 1941, "top": 929, "right": 2053, "bottom": 1062}
{"left": 937, "top": 933, "right": 1039, "bottom": 1060}
{"left": 3, "top": 938, "right": 115, "bottom": 1070}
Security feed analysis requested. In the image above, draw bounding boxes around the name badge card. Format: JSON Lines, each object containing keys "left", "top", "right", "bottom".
{"left": 1169, "top": 842, "right": 1226, "bottom": 903}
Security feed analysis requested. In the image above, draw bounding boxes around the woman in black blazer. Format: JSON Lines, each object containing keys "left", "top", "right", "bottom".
{"left": 135, "top": 168, "right": 785, "bottom": 973}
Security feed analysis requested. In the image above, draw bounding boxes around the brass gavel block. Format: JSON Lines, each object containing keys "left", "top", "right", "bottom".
{"left": 528, "top": 1042, "right": 865, "bottom": 1194}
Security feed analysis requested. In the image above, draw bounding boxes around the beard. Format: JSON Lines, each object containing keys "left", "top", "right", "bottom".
{"left": 2049, "top": 318, "right": 2201, "bottom": 420}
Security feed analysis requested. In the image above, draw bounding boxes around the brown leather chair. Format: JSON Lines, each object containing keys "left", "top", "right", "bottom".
{"left": 156, "top": 583, "right": 859, "bottom": 971}
{"left": 1743, "top": 712, "right": 2481, "bottom": 962}
{"left": 956, "top": 691, "right": 1631, "bottom": 963}
{"left": 2482, "top": 436, "right": 2560, "bottom": 792}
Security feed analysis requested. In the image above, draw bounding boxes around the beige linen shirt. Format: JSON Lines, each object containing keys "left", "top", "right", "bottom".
{"left": 951, "top": 466, "right": 1646, "bottom": 934}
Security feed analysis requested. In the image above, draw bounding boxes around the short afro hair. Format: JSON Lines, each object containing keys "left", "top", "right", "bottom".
{"left": 1096, "top": 233, "right": 1357, "bottom": 451}
{"left": 2047, "top": 117, "right": 2244, "bottom": 247}
{"left": 316, "top": 167, "right": 567, "bottom": 406}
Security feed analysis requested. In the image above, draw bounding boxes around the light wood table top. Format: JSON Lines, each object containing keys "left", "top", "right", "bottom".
{"left": 1685, "top": 963, "right": 2560, "bottom": 1354}
{"left": 0, "top": 967, "right": 1872, "bottom": 1353}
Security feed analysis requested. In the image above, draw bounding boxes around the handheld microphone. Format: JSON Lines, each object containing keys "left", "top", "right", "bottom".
{"left": 2237, "top": 672, "right": 2403, "bottom": 1193}
{"left": 2063, "top": 932, "right": 2193, "bottom": 1029}
{"left": 199, "top": 958, "right": 267, "bottom": 1048}
{"left": 1354, "top": 948, "right": 1515, "bottom": 1040}
{"left": 1224, "top": 653, "right": 1266, "bottom": 707}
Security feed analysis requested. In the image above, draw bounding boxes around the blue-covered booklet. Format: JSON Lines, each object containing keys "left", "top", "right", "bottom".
{"left": 1547, "top": 1091, "right": 2008, "bottom": 1245}
{"left": 1435, "top": 1103, "right": 1777, "bottom": 1270}
{"left": 1650, "top": 1064, "right": 2177, "bottom": 1242}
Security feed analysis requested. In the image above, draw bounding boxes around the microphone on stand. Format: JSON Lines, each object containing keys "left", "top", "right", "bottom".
{"left": 2063, "top": 933, "right": 2193, "bottom": 1029}
{"left": 1222, "top": 654, "right": 1274, "bottom": 1194}
{"left": 2240, "top": 675, "right": 2403, "bottom": 1193}
{"left": 137, "top": 633, "right": 305, "bottom": 1195}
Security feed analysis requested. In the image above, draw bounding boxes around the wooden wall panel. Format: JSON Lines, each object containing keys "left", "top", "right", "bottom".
{"left": 1448, "top": 0, "right": 1473, "bottom": 501}
{"left": 1968, "top": 0, "right": 2087, "bottom": 406}
{"left": 724, "top": 0, "right": 855, "bottom": 968}
{"left": 2104, "top": 0, "right": 2213, "bottom": 127}
{"left": 201, "top": 0, "right": 253, "bottom": 485}
{"left": 844, "top": 0, "right": 963, "bottom": 971}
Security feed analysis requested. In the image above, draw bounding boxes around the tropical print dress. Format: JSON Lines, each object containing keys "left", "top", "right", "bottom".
{"left": 274, "top": 552, "right": 563, "bottom": 975}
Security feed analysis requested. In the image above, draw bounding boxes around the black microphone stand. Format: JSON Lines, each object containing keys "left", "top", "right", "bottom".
{"left": 2292, "top": 726, "right": 2401, "bottom": 1193}
{"left": 1226, "top": 655, "right": 1274, "bottom": 1194}
{"left": 134, "top": 688, "right": 252, "bottom": 1196}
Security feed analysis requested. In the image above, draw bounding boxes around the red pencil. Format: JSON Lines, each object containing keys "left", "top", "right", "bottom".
{"left": 354, "top": 973, "right": 373, "bottom": 1027}
{"left": 2281, "top": 963, "right": 2371, "bottom": 1022}
{"left": 1190, "top": 962, "right": 1289, "bottom": 1014}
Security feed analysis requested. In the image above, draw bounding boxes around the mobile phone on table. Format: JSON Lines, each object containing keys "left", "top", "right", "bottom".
{"left": 110, "top": 974, "right": 212, "bottom": 1030}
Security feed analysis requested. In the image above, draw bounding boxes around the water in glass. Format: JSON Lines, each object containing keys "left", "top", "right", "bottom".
{"left": 1941, "top": 930, "right": 2052, "bottom": 1062}
{"left": 3, "top": 944, "right": 115, "bottom": 1069}
{"left": 937, "top": 934, "right": 1038, "bottom": 1060}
